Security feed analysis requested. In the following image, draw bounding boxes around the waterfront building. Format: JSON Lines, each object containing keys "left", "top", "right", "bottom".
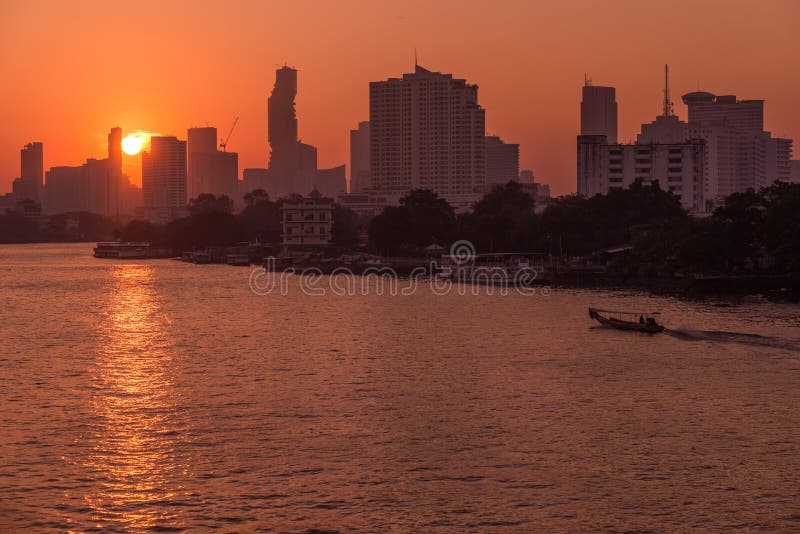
{"left": 280, "top": 197, "right": 333, "bottom": 246}
{"left": 369, "top": 64, "right": 486, "bottom": 209}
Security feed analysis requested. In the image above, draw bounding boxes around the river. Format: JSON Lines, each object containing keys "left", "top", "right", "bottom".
{"left": 1, "top": 243, "right": 798, "bottom": 531}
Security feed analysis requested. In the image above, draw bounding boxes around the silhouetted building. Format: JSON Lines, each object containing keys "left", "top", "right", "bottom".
{"left": 581, "top": 82, "right": 617, "bottom": 144}
{"left": 191, "top": 152, "right": 238, "bottom": 201}
{"left": 519, "top": 169, "right": 534, "bottom": 183}
{"left": 13, "top": 142, "right": 44, "bottom": 202}
{"left": 313, "top": 165, "right": 347, "bottom": 198}
{"left": 350, "top": 121, "right": 370, "bottom": 193}
{"left": 281, "top": 197, "right": 333, "bottom": 246}
{"left": 42, "top": 127, "right": 133, "bottom": 216}
{"left": 187, "top": 126, "right": 238, "bottom": 202}
{"left": 369, "top": 64, "right": 486, "bottom": 208}
{"left": 485, "top": 135, "right": 519, "bottom": 186}
{"left": 141, "top": 136, "right": 187, "bottom": 222}
{"left": 578, "top": 68, "right": 795, "bottom": 211}
{"left": 579, "top": 136, "right": 706, "bottom": 211}
{"left": 791, "top": 160, "right": 800, "bottom": 184}
{"left": 269, "top": 66, "right": 300, "bottom": 194}
{"left": 265, "top": 66, "right": 344, "bottom": 199}
{"left": 45, "top": 165, "right": 86, "bottom": 214}
{"left": 682, "top": 91, "right": 792, "bottom": 197}
{"left": 240, "top": 168, "right": 271, "bottom": 197}
{"left": 683, "top": 92, "right": 764, "bottom": 131}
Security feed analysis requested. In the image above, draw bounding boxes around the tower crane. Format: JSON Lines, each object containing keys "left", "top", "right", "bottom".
{"left": 219, "top": 116, "right": 239, "bottom": 152}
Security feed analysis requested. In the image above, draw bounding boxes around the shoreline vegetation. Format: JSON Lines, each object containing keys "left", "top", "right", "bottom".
{"left": 2, "top": 181, "right": 798, "bottom": 301}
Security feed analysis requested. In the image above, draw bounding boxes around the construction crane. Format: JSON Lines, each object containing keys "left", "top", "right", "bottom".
{"left": 219, "top": 116, "right": 239, "bottom": 152}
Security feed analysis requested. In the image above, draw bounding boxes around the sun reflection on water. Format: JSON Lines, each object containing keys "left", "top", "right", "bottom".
{"left": 83, "top": 264, "right": 187, "bottom": 531}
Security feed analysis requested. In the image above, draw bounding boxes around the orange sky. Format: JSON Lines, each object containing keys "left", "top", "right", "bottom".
{"left": 1, "top": 0, "right": 798, "bottom": 196}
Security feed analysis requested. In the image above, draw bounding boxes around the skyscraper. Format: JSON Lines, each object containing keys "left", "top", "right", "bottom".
{"left": 141, "top": 136, "right": 187, "bottom": 222}
{"left": 187, "top": 127, "right": 218, "bottom": 200}
{"left": 268, "top": 66, "right": 300, "bottom": 194}
{"left": 13, "top": 142, "right": 44, "bottom": 202}
{"left": 369, "top": 64, "right": 486, "bottom": 208}
{"left": 349, "top": 121, "right": 370, "bottom": 193}
{"left": 265, "top": 65, "right": 344, "bottom": 199}
{"left": 581, "top": 82, "right": 618, "bottom": 144}
{"left": 103, "top": 127, "right": 123, "bottom": 216}
{"left": 187, "top": 127, "right": 238, "bottom": 201}
{"left": 485, "top": 135, "right": 520, "bottom": 186}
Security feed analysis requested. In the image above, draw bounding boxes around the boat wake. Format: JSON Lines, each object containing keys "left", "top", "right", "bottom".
{"left": 665, "top": 326, "right": 800, "bottom": 352}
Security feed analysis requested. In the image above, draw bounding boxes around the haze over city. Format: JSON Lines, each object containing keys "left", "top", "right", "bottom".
{"left": 2, "top": 0, "right": 799, "bottom": 195}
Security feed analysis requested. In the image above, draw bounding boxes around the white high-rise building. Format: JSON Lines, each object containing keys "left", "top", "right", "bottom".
{"left": 369, "top": 64, "right": 485, "bottom": 208}
{"left": 682, "top": 91, "right": 792, "bottom": 198}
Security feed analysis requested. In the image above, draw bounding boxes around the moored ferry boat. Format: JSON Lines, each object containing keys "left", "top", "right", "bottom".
{"left": 93, "top": 242, "right": 173, "bottom": 259}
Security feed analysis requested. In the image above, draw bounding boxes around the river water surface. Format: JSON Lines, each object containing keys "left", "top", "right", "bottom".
{"left": 1, "top": 243, "right": 799, "bottom": 532}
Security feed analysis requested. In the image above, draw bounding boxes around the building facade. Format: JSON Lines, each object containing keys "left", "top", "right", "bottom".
{"left": 578, "top": 135, "right": 706, "bottom": 211}
{"left": 280, "top": 198, "right": 333, "bottom": 246}
{"left": 13, "top": 142, "right": 44, "bottom": 202}
{"left": 369, "top": 64, "right": 486, "bottom": 208}
{"left": 581, "top": 83, "right": 618, "bottom": 144}
{"left": 349, "top": 121, "right": 370, "bottom": 193}
{"left": 485, "top": 135, "right": 520, "bottom": 186}
{"left": 682, "top": 92, "right": 792, "bottom": 198}
{"left": 141, "top": 136, "right": 187, "bottom": 222}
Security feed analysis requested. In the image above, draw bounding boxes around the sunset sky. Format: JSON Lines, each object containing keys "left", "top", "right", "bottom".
{"left": 1, "top": 0, "right": 798, "bottom": 195}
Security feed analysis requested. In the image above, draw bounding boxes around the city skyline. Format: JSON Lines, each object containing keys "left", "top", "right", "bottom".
{"left": 2, "top": 0, "right": 799, "bottom": 196}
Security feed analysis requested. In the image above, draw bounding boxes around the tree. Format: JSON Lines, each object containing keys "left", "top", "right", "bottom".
{"left": 369, "top": 189, "right": 455, "bottom": 255}
{"left": 460, "top": 181, "right": 537, "bottom": 252}
{"left": 331, "top": 205, "right": 361, "bottom": 248}
{"left": 187, "top": 194, "right": 233, "bottom": 216}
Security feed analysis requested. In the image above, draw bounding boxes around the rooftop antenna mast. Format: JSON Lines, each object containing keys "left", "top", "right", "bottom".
{"left": 663, "top": 64, "right": 674, "bottom": 117}
{"left": 414, "top": 48, "right": 418, "bottom": 68}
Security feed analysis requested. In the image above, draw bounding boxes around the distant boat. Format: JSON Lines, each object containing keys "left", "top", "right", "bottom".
{"left": 93, "top": 242, "right": 172, "bottom": 259}
{"left": 588, "top": 307, "right": 665, "bottom": 333}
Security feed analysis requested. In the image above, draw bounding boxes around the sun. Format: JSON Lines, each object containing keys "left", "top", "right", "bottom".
{"left": 121, "top": 132, "right": 148, "bottom": 155}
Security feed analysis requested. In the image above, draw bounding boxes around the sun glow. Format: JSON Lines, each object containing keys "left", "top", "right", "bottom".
{"left": 121, "top": 132, "right": 150, "bottom": 156}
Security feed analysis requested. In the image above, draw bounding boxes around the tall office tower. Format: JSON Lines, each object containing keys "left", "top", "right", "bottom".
{"left": 349, "top": 121, "right": 370, "bottom": 193}
{"left": 141, "top": 136, "right": 187, "bottom": 222}
{"left": 187, "top": 127, "right": 218, "bottom": 200}
{"left": 105, "top": 127, "right": 123, "bottom": 216}
{"left": 108, "top": 127, "right": 122, "bottom": 178}
{"left": 268, "top": 66, "right": 300, "bottom": 193}
{"left": 44, "top": 165, "right": 86, "bottom": 214}
{"left": 14, "top": 142, "right": 44, "bottom": 202}
{"left": 369, "top": 64, "right": 486, "bottom": 208}
{"left": 187, "top": 126, "right": 238, "bottom": 201}
{"left": 581, "top": 82, "right": 618, "bottom": 144}
{"left": 485, "top": 135, "right": 520, "bottom": 186}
